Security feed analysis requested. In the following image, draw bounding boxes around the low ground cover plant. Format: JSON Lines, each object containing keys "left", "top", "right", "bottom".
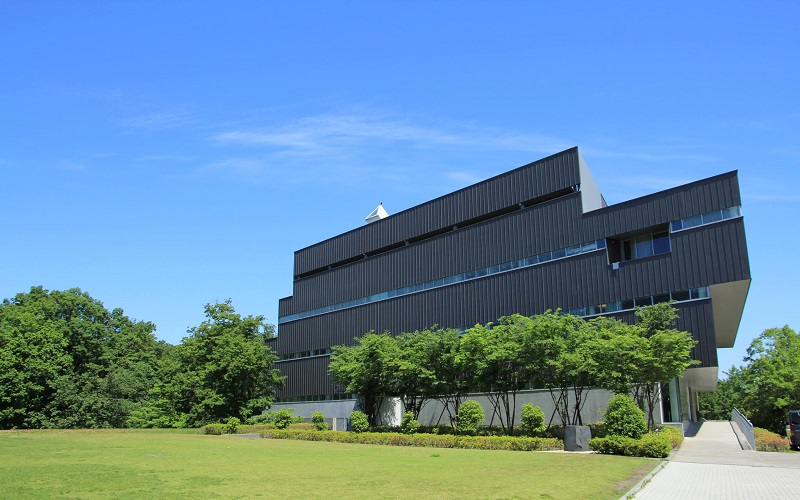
{"left": 589, "top": 433, "right": 671, "bottom": 458}
{"left": 260, "top": 428, "right": 563, "bottom": 451}
{"left": 754, "top": 427, "right": 790, "bottom": 452}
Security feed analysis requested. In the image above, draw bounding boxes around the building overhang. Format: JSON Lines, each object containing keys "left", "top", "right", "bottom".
{"left": 682, "top": 366, "right": 719, "bottom": 392}
{"left": 710, "top": 279, "right": 751, "bottom": 348}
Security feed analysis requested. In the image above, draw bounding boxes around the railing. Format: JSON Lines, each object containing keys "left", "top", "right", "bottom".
{"left": 731, "top": 407, "right": 756, "bottom": 450}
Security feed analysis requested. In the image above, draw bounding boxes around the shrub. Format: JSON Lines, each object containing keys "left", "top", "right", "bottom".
{"left": 201, "top": 423, "right": 226, "bottom": 435}
{"left": 311, "top": 411, "right": 329, "bottom": 431}
{"left": 754, "top": 427, "right": 790, "bottom": 452}
{"left": 457, "top": 400, "right": 485, "bottom": 435}
{"left": 604, "top": 394, "right": 647, "bottom": 439}
{"left": 289, "top": 423, "right": 316, "bottom": 431}
{"left": 400, "top": 412, "right": 420, "bottom": 434}
{"left": 260, "top": 429, "right": 563, "bottom": 451}
{"left": 638, "top": 433, "right": 671, "bottom": 458}
{"left": 246, "top": 413, "right": 272, "bottom": 425}
{"left": 273, "top": 409, "right": 295, "bottom": 430}
{"left": 587, "top": 422, "right": 607, "bottom": 439}
{"left": 350, "top": 411, "right": 369, "bottom": 433}
{"left": 588, "top": 433, "right": 671, "bottom": 458}
{"left": 520, "top": 404, "right": 546, "bottom": 436}
{"left": 657, "top": 425, "right": 684, "bottom": 449}
{"left": 224, "top": 417, "right": 240, "bottom": 434}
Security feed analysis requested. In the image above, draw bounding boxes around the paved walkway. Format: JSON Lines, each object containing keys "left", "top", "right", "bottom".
{"left": 633, "top": 421, "right": 800, "bottom": 499}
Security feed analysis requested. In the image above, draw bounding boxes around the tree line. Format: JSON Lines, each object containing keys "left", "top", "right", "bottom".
{"left": 329, "top": 302, "right": 698, "bottom": 433}
{"left": 699, "top": 325, "right": 800, "bottom": 434}
{"left": 0, "top": 287, "right": 283, "bottom": 429}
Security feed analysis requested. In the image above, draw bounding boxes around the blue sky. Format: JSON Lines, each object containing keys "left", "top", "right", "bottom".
{"left": 1, "top": 1, "right": 798, "bottom": 374}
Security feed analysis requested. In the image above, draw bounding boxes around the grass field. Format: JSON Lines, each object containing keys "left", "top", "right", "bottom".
{"left": 0, "top": 429, "right": 658, "bottom": 498}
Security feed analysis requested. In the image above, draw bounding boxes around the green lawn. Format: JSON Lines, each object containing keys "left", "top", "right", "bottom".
{"left": 0, "top": 430, "right": 658, "bottom": 499}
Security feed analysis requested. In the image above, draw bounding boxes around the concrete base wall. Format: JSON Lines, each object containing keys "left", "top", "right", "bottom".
{"left": 416, "top": 388, "right": 619, "bottom": 427}
{"left": 269, "top": 388, "right": 666, "bottom": 428}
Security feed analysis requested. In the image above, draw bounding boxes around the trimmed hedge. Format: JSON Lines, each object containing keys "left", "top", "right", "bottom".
{"left": 588, "top": 433, "right": 671, "bottom": 458}
{"left": 260, "top": 429, "right": 563, "bottom": 451}
{"left": 754, "top": 427, "right": 790, "bottom": 452}
{"left": 656, "top": 426, "right": 684, "bottom": 449}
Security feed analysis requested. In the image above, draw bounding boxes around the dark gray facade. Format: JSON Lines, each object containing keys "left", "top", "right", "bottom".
{"left": 270, "top": 147, "right": 751, "bottom": 401}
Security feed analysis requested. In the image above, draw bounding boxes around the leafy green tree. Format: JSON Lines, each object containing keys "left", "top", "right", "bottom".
{"left": 528, "top": 311, "right": 593, "bottom": 426}
{"left": 633, "top": 303, "right": 698, "bottom": 430}
{"left": 329, "top": 331, "right": 397, "bottom": 426}
{"left": 392, "top": 330, "right": 437, "bottom": 420}
{"left": 170, "top": 300, "right": 283, "bottom": 426}
{"left": 586, "top": 316, "right": 648, "bottom": 397}
{"left": 461, "top": 315, "right": 535, "bottom": 434}
{"left": 740, "top": 326, "right": 800, "bottom": 434}
{"left": 0, "top": 287, "right": 160, "bottom": 429}
{"left": 418, "top": 327, "right": 469, "bottom": 428}
{"left": 698, "top": 366, "right": 746, "bottom": 421}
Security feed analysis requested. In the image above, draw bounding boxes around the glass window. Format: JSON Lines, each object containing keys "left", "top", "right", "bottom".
{"left": 475, "top": 268, "right": 488, "bottom": 278}
{"left": 635, "top": 235, "right": 654, "bottom": 259}
{"left": 596, "top": 239, "right": 607, "bottom": 249}
{"left": 671, "top": 220, "right": 683, "bottom": 232}
{"left": 551, "top": 248, "right": 566, "bottom": 259}
{"left": 653, "top": 293, "right": 671, "bottom": 304}
{"left": 696, "top": 287, "right": 709, "bottom": 298}
{"left": 722, "top": 206, "right": 741, "bottom": 219}
{"left": 635, "top": 296, "right": 653, "bottom": 307}
{"left": 682, "top": 215, "right": 702, "bottom": 229}
{"left": 606, "top": 301, "right": 622, "bottom": 312}
{"left": 582, "top": 241, "right": 598, "bottom": 252}
{"left": 524, "top": 256, "right": 538, "bottom": 266}
{"left": 671, "top": 290, "right": 690, "bottom": 301}
{"left": 463, "top": 270, "right": 476, "bottom": 280}
{"left": 539, "top": 252, "right": 552, "bottom": 263}
{"left": 566, "top": 244, "right": 582, "bottom": 256}
{"left": 652, "top": 232, "right": 671, "bottom": 255}
{"left": 702, "top": 210, "right": 723, "bottom": 224}
{"left": 499, "top": 261, "right": 513, "bottom": 272}
{"left": 621, "top": 299, "right": 635, "bottom": 310}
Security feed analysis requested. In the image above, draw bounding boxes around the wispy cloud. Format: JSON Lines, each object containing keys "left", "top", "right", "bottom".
{"left": 119, "top": 108, "right": 196, "bottom": 130}
{"left": 212, "top": 112, "right": 572, "bottom": 156}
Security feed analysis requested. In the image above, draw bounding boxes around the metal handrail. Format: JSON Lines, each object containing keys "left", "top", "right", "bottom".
{"left": 731, "top": 407, "right": 756, "bottom": 450}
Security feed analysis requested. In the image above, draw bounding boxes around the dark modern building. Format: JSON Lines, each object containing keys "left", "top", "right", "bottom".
{"left": 268, "top": 147, "right": 750, "bottom": 424}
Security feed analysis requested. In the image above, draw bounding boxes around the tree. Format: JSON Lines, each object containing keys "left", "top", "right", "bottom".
{"left": 392, "top": 330, "right": 437, "bottom": 420}
{"left": 461, "top": 315, "right": 534, "bottom": 434}
{"left": 528, "top": 311, "right": 594, "bottom": 426}
{"left": 329, "top": 331, "right": 397, "bottom": 426}
{"left": 633, "top": 302, "right": 698, "bottom": 430}
{"left": 419, "top": 327, "right": 469, "bottom": 428}
{"left": 697, "top": 366, "right": 747, "bottom": 421}
{"left": 740, "top": 326, "right": 800, "bottom": 434}
{"left": 170, "top": 300, "right": 283, "bottom": 426}
{"left": 0, "top": 287, "right": 160, "bottom": 429}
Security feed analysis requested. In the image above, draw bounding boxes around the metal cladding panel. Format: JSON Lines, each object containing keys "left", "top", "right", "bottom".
{"left": 278, "top": 297, "right": 293, "bottom": 318}
{"left": 277, "top": 356, "right": 333, "bottom": 396}
{"left": 600, "top": 300, "right": 716, "bottom": 368}
{"left": 292, "top": 148, "right": 582, "bottom": 276}
{"left": 583, "top": 171, "right": 741, "bottom": 240}
{"left": 286, "top": 194, "right": 586, "bottom": 314}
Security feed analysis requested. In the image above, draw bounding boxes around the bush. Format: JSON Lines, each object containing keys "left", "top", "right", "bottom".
{"left": 400, "top": 412, "right": 420, "bottom": 434}
{"left": 246, "top": 413, "right": 272, "bottom": 425}
{"left": 754, "top": 427, "right": 790, "bottom": 452}
{"left": 289, "top": 423, "right": 316, "bottom": 431}
{"left": 520, "top": 404, "right": 546, "bottom": 436}
{"left": 201, "top": 423, "right": 226, "bottom": 435}
{"left": 224, "top": 417, "right": 240, "bottom": 434}
{"left": 260, "top": 429, "right": 563, "bottom": 451}
{"left": 311, "top": 411, "right": 329, "bottom": 431}
{"left": 604, "top": 394, "right": 647, "bottom": 439}
{"left": 657, "top": 425, "right": 684, "bottom": 449}
{"left": 350, "top": 411, "right": 369, "bottom": 433}
{"left": 273, "top": 409, "right": 295, "bottom": 430}
{"left": 588, "top": 433, "right": 671, "bottom": 458}
{"left": 457, "top": 400, "right": 484, "bottom": 435}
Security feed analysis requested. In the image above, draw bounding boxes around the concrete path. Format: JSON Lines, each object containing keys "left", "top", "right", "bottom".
{"left": 633, "top": 421, "right": 800, "bottom": 499}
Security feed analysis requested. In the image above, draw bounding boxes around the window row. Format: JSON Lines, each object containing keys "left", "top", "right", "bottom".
{"left": 278, "top": 238, "right": 607, "bottom": 324}
{"left": 567, "top": 286, "right": 710, "bottom": 317}
{"left": 278, "top": 347, "right": 332, "bottom": 361}
{"left": 671, "top": 206, "right": 742, "bottom": 232}
{"left": 275, "top": 393, "right": 355, "bottom": 403}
